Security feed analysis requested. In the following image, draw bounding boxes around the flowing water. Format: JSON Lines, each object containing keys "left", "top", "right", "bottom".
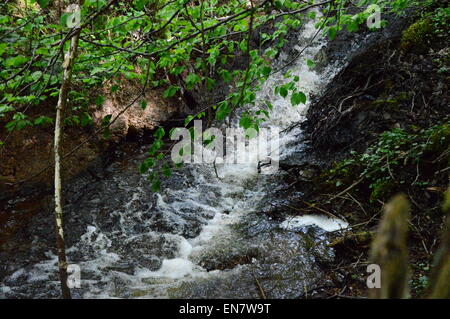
{"left": 0, "top": 9, "right": 375, "bottom": 299}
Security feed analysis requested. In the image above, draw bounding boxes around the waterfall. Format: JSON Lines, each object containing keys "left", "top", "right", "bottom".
{"left": 1, "top": 8, "right": 355, "bottom": 299}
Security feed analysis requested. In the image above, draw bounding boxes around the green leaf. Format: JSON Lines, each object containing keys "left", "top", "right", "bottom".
{"left": 170, "top": 65, "right": 186, "bottom": 76}
{"left": 7, "top": 113, "right": 32, "bottom": 131}
{"left": 220, "top": 69, "right": 232, "bottom": 82}
{"left": 261, "top": 66, "right": 272, "bottom": 77}
{"left": 154, "top": 127, "right": 165, "bottom": 139}
{"left": 328, "top": 26, "right": 337, "bottom": 41}
{"left": 162, "top": 163, "right": 172, "bottom": 177}
{"left": 139, "top": 158, "right": 155, "bottom": 174}
{"left": 151, "top": 177, "right": 161, "bottom": 192}
{"left": 34, "top": 116, "right": 54, "bottom": 126}
{"left": 308, "top": 11, "right": 317, "bottom": 19}
{"left": 184, "top": 115, "right": 194, "bottom": 126}
{"left": 306, "top": 59, "right": 316, "bottom": 69}
{"left": 95, "top": 95, "right": 105, "bottom": 107}
{"left": 215, "top": 102, "right": 230, "bottom": 121}
{"left": 291, "top": 91, "right": 307, "bottom": 106}
{"left": 81, "top": 112, "right": 93, "bottom": 127}
{"left": 102, "top": 114, "right": 112, "bottom": 126}
{"left": 140, "top": 100, "right": 148, "bottom": 110}
{"left": 279, "top": 86, "right": 288, "bottom": 98}
{"left": 274, "top": 0, "right": 285, "bottom": 9}
{"left": 346, "top": 19, "right": 359, "bottom": 32}
{"left": 36, "top": 0, "right": 50, "bottom": 8}
{"left": 149, "top": 139, "right": 163, "bottom": 156}
{"left": 206, "top": 78, "right": 216, "bottom": 91}
{"left": 197, "top": 112, "right": 205, "bottom": 119}
{"left": 139, "top": 162, "right": 149, "bottom": 174}
{"left": 60, "top": 13, "right": 70, "bottom": 27}
{"left": 239, "top": 40, "right": 248, "bottom": 52}
{"left": 31, "top": 71, "right": 42, "bottom": 82}
{"left": 90, "top": 67, "right": 104, "bottom": 76}
{"left": 4, "top": 56, "right": 27, "bottom": 67}
{"left": 134, "top": 0, "right": 151, "bottom": 10}
{"left": 185, "top": 73, "right": 201, "bottom": 90}
{"left": 0, "top": 43, "right": 7, "bottom": 55}
{"left": 0, "top": 105, "right": 14, "bottom": 114}
{"left": 239, "top": 114, "right": 253, "bottom": 129}
{"left": 163, "top": 86, "right": 179, "bottom": 98}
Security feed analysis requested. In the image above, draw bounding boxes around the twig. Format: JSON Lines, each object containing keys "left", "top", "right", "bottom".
{"left": 252, "top": 271, "right": 267, "bottom": 299}
{"left": 327, "top": 177, "right": 365, "bottom": 203}
{"left": 213, "top": 157, "right": 222, "bottom": 180}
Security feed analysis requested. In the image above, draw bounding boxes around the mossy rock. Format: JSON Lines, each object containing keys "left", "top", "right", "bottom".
{"left": 400, "top": 18, "right": 434, "bottom": 53}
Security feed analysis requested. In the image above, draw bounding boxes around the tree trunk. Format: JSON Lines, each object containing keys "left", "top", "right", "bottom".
{"left": 54, "top": 28, "right": 80, "bottom": 299}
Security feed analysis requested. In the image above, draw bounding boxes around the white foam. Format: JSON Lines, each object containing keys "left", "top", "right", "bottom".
{"left": 8, "top": 268, "right": 26, "bottom": 281}
{"left": 178, "top": 237, "right": 193, "bottom": 258}
{"left": 138, "top": 258, "right": 196, "bottom": 279}
{"left": 280, "top": 215, "right": 349, "bottom": 232}
{"left": 0, "top": 286, "right": 11, "bottom": 294}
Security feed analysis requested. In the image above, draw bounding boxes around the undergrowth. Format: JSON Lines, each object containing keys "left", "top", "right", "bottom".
{"left": 325, "top": 122, "right": 449, "bottom": 203}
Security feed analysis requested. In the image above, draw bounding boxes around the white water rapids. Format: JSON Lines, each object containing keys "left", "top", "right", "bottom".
{"left": 1, "top": 8, "right": 358, "bottom": 299}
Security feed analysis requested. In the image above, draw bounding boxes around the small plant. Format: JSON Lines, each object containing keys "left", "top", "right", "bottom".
{"left": 328, "top": 122, "right": 450, "bottom": 202}
{"left": 410, "top": 262, "right": 431, "bottom": 296}
{"left": 429, "top": 6, "right": 450, "bottom": 39}
{"left": 400, "top": 1, "right": 450, "bottom": 52}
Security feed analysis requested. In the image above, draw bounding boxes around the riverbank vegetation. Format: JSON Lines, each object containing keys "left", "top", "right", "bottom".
{"left": 297, "top": 0, "right": 449, "bottom": 298}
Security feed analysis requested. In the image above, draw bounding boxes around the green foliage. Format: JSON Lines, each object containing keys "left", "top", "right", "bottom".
{"left": 291, "top": 91, "right": 306, "bottom": 106}
{"left": 163, "top": 86, "right": 179, "bottom": 98}
{"left": 0, "top": 0, "right": 418, "bottom": 192}
{"left": 6, "top": 112, "right": 32, "bottom": 131}
{"left": 411, "top": 262, "right": 431, "bottom": 296}
{"left": 329, "top": 123, "right": 450, "bottom": 202}
{"left": 429, "top": 6, "right": 450, "bottom": 39}
{"left": 34, "top": 115, "right": 54, "bottom": 126}
{"left": 35, "top": 0, "right": 50, "bottom": 8}
{"left": 401, "top": 2, "right": 450, "bottom": 52}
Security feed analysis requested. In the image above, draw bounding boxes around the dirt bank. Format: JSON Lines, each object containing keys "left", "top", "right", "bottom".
{"left": 0, "top": 81, "right": 181, "bottom": 190}
{"left": 0, "top": 79, "right": 185, "bottom": 248}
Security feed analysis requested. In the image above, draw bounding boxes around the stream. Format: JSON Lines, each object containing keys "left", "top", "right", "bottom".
{"left": 0, "top": 9, "right": 401, "bottom": 299}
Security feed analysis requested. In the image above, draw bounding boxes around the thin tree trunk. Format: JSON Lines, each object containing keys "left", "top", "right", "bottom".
{"left": 54, "top": 28, "right": 80, "bottom": 299}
